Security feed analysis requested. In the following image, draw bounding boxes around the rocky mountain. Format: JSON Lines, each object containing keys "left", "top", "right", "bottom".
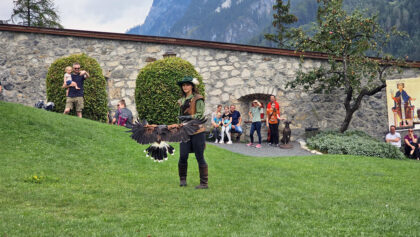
{"left": 126, "top": 0, "right": 192, "bottom": 36}
{"left": 127, "top": 0, "right": 420, "bottom": 60}
{"left": 127, "top": 0, "right": 277, "bottom": 44}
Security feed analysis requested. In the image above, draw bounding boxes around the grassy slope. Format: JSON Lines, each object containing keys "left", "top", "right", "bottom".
{"left": 0, "top": 101, "right": 419, "bottom": 236}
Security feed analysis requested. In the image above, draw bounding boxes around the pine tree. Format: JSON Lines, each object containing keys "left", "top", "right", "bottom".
{"left": 11, "top": 0, "right": 63, "bottom": 28}
{"left": 264, "top": 0, "right": 297, "bottom": 48}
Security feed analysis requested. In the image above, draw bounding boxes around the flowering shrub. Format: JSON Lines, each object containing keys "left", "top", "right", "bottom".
{"left": 307, "top": 130, "right": 405, "bottom": 159}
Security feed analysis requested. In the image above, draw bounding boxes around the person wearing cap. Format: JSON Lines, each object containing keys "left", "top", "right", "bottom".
{"left": 248, "top": 100, "right": 263, "bottom": 148}
{"left": 176, "top": 76, "right": 209, "bottom": 189}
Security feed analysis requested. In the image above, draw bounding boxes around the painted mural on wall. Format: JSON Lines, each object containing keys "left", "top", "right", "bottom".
{"left": 386, "top": 77, "right": 420, "bottom": 130}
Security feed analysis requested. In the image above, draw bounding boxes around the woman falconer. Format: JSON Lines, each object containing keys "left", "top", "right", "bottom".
{"left": 177, "top": 76, "right": 208, "bottom": 189}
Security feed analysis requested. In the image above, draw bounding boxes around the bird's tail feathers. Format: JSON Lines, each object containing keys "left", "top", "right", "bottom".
{"left": 144, "top": 142, "right": 174, "bottom": 162}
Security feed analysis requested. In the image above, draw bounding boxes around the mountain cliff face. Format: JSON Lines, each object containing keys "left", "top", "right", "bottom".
{"left": 168, "top": 0, "right": 276, "bottom": 44}
{"left": 127, "top": 0, "right": 420, "bottom": 60}
{"left": 126, "top": 0, "right": 191, "bottom": 36}
{"left": 127, "top": 0, "right": 276, "bottom": 44}
{"left": 126, "top": 0, "right": 323, "bottom": 44}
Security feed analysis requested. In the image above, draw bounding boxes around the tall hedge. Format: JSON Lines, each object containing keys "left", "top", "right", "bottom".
{"left": 135, "top": 57, "right": 205, "bottom": 124}
{"left": 46, "top": 54, "right": 108, "bottom": 122}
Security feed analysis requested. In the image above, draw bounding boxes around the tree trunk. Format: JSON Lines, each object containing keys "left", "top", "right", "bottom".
{"left": 339, "top": 83, "right": 386, "bottom": 133}
{"left": 340, "top": 108, "right": 357, "bottom": 132}
{"left": 27, "top": 0, "right": 31, "bottom": 26}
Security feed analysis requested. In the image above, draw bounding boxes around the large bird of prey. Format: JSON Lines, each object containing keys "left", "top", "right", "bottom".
{"left": 129, "top": 118, "right": 207, "bottom": 162}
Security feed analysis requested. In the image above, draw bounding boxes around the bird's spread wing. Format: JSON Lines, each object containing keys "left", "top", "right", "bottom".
{"left": 129, "top": 118, "right": 207, "bottom": 144}
{"left": 129, "top": 119, "right": 159, "bottom": 144}
{"left": 164, "top": 118, "right": 207, "bottom": 143}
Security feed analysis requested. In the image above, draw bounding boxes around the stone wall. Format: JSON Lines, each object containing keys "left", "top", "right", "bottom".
{"left": 1, "top": 29, "right": 419, "bottom": 140}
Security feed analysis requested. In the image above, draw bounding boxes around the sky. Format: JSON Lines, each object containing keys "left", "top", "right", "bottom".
{"left": 0, "top": 0, "right": 153, "bottom": 33}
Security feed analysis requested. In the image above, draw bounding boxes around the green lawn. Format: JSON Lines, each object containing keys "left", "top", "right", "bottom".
{"left": 0, "top": 101, "right": 419, "bottom": 236}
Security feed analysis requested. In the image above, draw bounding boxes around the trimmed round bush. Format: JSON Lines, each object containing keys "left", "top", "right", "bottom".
{"left": 135, "top": 57, "right": 205, "bottom": 124}
{"left": 307, "top": 130, "right": 406, "bottom": 159}
{"left": 46, "top": 54, "right": 108, "bottom": 122}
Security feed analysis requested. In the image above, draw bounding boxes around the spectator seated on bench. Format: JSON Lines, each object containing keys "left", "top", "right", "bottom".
{"left": 220, "top": 106, "right": 233, "bottom": 144}
{"left": 229, "top": 105, "right": 243, "bottom": 142}
{"left": 404, "top": 129, "right": 420, "bottom": 160}
{"left": 209, "top": 104, "right": 223, "bottom": 143}
{"left": 211, "top": 112, "right": 223, "bottom": 143}
{"left": 385, "top": 125, "right": 401, "bottom": 148}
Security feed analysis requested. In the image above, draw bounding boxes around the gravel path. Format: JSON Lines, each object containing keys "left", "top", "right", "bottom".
{"left": 207, "top": 141, "right": 315, "bottom": 157}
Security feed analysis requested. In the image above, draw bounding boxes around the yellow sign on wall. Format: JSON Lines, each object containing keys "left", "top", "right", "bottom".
{"left": 386, "top": 77, "right": 420, "bottom": 131}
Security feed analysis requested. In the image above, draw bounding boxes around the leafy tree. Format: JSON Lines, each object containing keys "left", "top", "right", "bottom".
{"left": 285, "top": 0, "right": 405, "bottom": 132}
{"left": 11, "top": 0, "right": 63, "bottom": 28}
{"left": 264, "top": 0, "right": 297, "bottom": 48}
{"left": 135, "top": 57, "right": 205, "bottom": 125}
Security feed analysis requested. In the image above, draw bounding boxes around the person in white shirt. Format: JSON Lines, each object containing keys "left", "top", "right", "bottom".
{"left": 63, "top": 66, "right": 80, "bottom": 96}
{"left": 385, "top": 125, "right": 401, "bottom": 148}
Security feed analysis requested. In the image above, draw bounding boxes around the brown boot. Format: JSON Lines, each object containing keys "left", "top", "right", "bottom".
{"left": 195, "top": 165, "right": 208, "bottom": 189}
{"left": 178, "top": 163, "right": 188, "bottom": 187}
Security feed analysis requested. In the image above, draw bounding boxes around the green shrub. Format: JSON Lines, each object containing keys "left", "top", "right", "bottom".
{"left": 307, "top": 130, "right": 406, "bottom": 159}
{"left": 135, "top": 57, "right": 205, "bottom": 124}
{"left": 46, "top": 54, "right": 108, "bottom": 122}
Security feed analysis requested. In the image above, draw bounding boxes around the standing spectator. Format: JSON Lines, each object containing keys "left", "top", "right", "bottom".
{"left": 248, "top": 100, "right": 263, "bottom": 148}
{"left": 62, "top": 62, "right": 89, "bottom": 118}
{"left": 385, "top": 125, "right": 401, "bottom": 148}
{"left": 267, "top": 95, "right": 280, "bottom": 111}
{"left": 112, "top": 99, "right": 133, "bottom": 128}
{"left": 209, "top": 104, "right": 222, "bottom": 139}
{"left": 266, "top": 102, "right": 281, "bottom": 146}
{"left": 266, "top": 95, "right": 280, "bottom": 142}
{"left": 230, "top": 105, "right": 242, "bottom": 141}
{"left": 404, "top": 129, "right": 420, "bottom": 160}
{"left": 220, "top": 106, "right": 233, "bottom": 144}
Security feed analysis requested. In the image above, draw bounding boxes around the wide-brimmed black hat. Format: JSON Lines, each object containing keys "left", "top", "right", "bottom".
{"left": 177, "top": 76, "right": 199, "bottom": 86}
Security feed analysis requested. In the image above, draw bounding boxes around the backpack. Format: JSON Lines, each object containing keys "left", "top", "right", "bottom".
{"left": 35, "top": 100, "right": 44, "bottom": 109}
{"left": 117, "top": 109, "right": 129, "bottom": 126}
{"left": 44, "top": 102, "right": 55, "bottom": 111}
